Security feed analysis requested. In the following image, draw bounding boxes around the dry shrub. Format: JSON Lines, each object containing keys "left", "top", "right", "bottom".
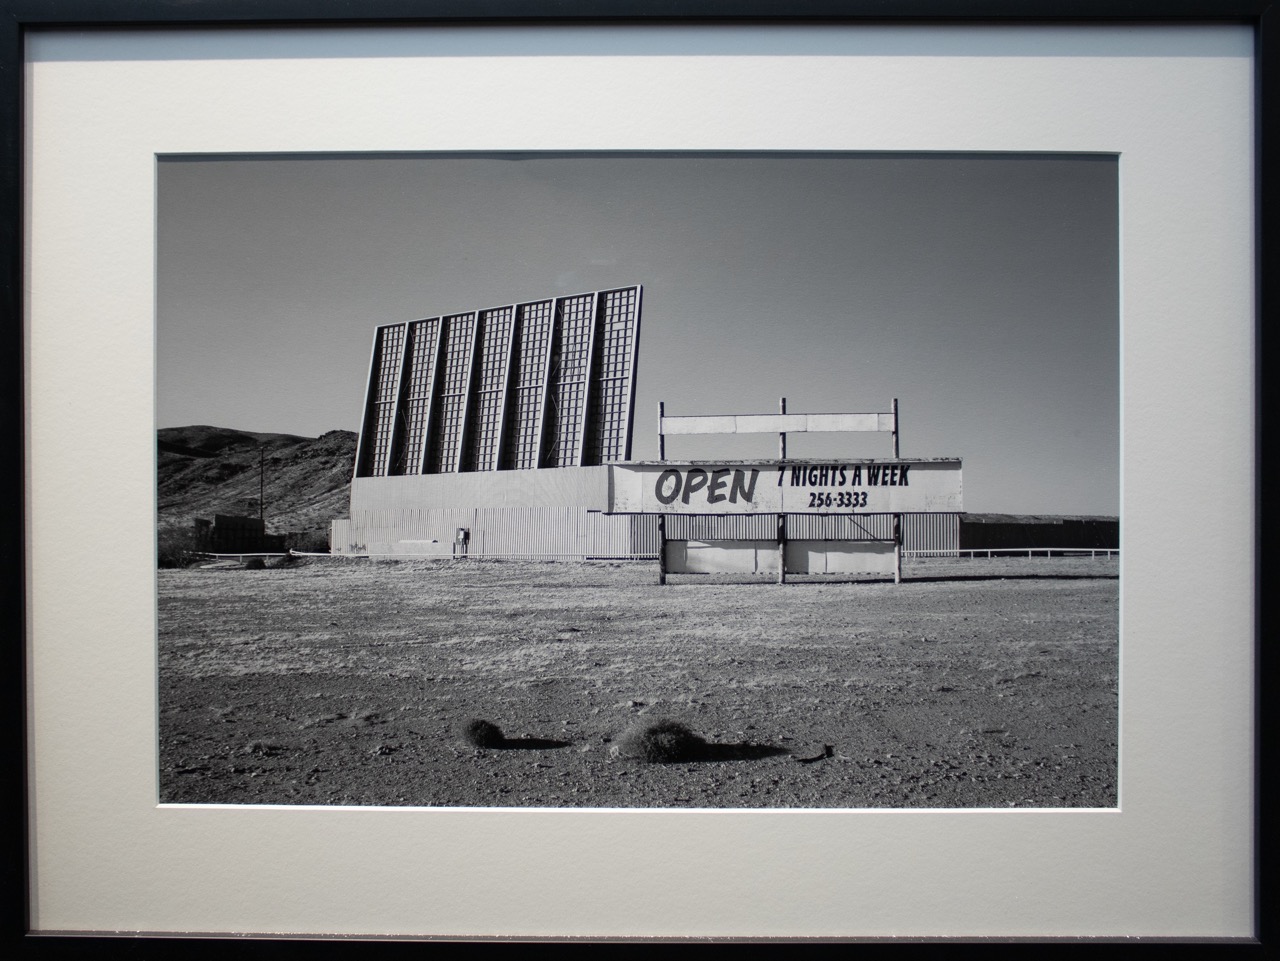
{"left": 157, "top": 528, "right": 197, "bottom": 568}
{"left": 461, "top": 718, "right": 505, "bottom": 748}
{"left": 616, "top": 719, "right": 705, "bottom": 763}
{"left": 244, "top": 557, "right": 266, "bottom": 570}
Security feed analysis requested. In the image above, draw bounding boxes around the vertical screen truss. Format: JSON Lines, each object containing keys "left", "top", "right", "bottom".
{"left": 355, "top": 323, "right": 405, "bottom": 477}
{"left": 505, "top": 299, "right": 555, "bottom": 470}
{"left": 355, "top": 285, "right": 641, "bottom": 476}
{"left": 584, "top": 286, "right": 641, "bottom": 464}
{"left": 544, "top": 292, "right": 595, "bottom": 468}
{"left": 463, "top": 306, "right": 516, "bottom": 471}
{"left": 389, "top": 318, "right": 441, "bottom": 475}
{"left": 427, "top": 313, "right": 477, "bottom": 474}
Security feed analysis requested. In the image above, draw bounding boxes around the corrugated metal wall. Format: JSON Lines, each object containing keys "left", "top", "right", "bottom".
{"left": 663, "top": 513, "right": 777, "bottom": 540}
{"left": 332, "top": 508, "right": 959, "bottom": 558}
{"left": 901, "top": 512, "right": 960, "bottom": 555}
{"left": 588, "top": 512, "right": 637, "bottom": 559}
{"left": 658, "top": 512, "right": 956, "bottom": 549}
{"left": 630, "top": 513, "right": 661, "bottom": 557}
{"left": 785, "top": 513, "right": 894, "bottom": 540}
{"left": 474, "top": 507, "right": 592, "bottom": 557}
{"left": 344, "top": 507, "right": 473, "bottom": 555}
{"left": 339, "top": 506, "right": 645, "bottom": 558}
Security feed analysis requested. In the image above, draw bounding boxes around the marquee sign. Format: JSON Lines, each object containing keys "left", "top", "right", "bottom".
{"left": 610, "top": 459, "right": 963, "bottom": 514}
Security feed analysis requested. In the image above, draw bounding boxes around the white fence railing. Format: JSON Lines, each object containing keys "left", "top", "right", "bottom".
{"left": 905, "top": 548, "right": 1118, "bottom": 558}
{"left": 186, "top": 547, "right": 1117, "bottom": 563}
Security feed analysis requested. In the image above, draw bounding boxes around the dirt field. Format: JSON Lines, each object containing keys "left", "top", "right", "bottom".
{"left": 157, "top": 555, "right": 1118, "bottom": 809}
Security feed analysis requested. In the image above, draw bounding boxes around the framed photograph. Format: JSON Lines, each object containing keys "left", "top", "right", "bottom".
{"left": 11, "top": 2, "right": 1268, "bottom": 945}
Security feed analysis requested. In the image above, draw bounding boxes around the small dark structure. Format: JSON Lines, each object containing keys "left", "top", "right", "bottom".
{"left": 193, "top": 514, "right": 287, "bottom": 554}
{"left": 959, "top": 514, "right": 1118, "bottom": 553}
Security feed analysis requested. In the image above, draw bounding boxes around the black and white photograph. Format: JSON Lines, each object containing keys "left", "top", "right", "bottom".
{"left": 155, "top": 152, "right": 1120, "bottom": 810}
{"left": 17, "top": 9, "right": 1261, "bottom": 940}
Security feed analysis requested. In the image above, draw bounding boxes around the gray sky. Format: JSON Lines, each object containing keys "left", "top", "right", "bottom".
{"left": 157, "top": 153, "right": 1117, "bottom": 515}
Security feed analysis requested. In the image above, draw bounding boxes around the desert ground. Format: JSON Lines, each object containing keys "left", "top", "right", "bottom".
{"left": 157, "top": 555, "right": 1118, "bottom": 809}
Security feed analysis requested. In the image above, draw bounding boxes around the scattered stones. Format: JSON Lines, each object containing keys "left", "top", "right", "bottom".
{"left": 159, "top": 560, "right": 1116, "bottom": 808}
{"left": 792, "top": 745, "right": 834, "bottom": 764}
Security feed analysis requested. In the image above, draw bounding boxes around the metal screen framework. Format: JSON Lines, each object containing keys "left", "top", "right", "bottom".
{"left": 355, "top": 323, "right": 405, "bottom": 477}
{"left": 506, "top": 299, "right": 556, "bottom": 470}
{"left": 354, "top": 285, "right": 642, "bottom": 477}
{"left": 389, "top": 318, "right": 441, "bottom": 475}
{"left": 427, "top": 313, "right": 478, "bottom": 474}
{"left": 462, "top": 305, "right": 516, "bottom": 472}
{"left": 544, "top": 292, "right": 596, "bottom": 468}
{"left": 584, "top": 286, "right": 641, "bottom": 464}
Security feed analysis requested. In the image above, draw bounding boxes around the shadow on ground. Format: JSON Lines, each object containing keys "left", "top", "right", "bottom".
{"left": 488, "top": 736, "right": 573, "bottom": 750}
{"left": 682, "top": 742, "right": 793, "bottom": 762}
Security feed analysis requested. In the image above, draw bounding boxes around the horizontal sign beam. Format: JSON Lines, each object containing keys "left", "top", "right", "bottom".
{"left": 661, "top": 412, "right": 894, "bottom": 435}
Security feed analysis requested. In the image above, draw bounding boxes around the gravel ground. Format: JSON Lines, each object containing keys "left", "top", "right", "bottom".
{"left": 158, "top": 555, "right": 1118, "bottom": 809}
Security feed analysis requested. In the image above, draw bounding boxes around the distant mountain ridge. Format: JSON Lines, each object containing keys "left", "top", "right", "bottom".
{"left": 158, "top": 426, "right": 357, "bottom": 535}
{"left": 158, "top": 425, "right": 311, "bottom": 459}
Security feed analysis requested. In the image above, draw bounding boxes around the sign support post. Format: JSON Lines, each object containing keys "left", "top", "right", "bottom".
{"left": 657, "top": 513, "right": 667, "bottom": 585}
{"left": 779, "top": 397, "right": 787, "bottom": 460}
{"left": 777, "top": 512, "right": 787, "bottom": 585}
{"left": 893, "top": 512, "right": 902, "bottom": 584}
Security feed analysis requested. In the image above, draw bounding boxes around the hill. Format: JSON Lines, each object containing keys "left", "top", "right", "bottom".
{"left": 158, "top": 426, "right": 357, "bottom": 537}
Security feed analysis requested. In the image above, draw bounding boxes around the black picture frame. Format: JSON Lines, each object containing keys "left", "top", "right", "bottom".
{"left": 4, "top": 1, "right": 1273, "bottom": 951}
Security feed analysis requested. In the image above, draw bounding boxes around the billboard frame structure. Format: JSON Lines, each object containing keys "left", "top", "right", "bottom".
{"left": 658, "top": 396, "right": 900, "bottom": 460}
{"left": 647, "top": 400, "right": 957, "bottom": 584}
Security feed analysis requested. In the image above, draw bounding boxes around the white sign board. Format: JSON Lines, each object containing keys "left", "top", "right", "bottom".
{"left": 611, "top": 460, "right": 962, "bottom": 514}
{"left": 661, "top": 412, "right": 894, "bottom": 435}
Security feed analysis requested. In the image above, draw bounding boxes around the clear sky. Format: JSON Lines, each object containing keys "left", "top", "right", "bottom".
{"left": 157, "top": 153, "right": 1118, "bottom": 515}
